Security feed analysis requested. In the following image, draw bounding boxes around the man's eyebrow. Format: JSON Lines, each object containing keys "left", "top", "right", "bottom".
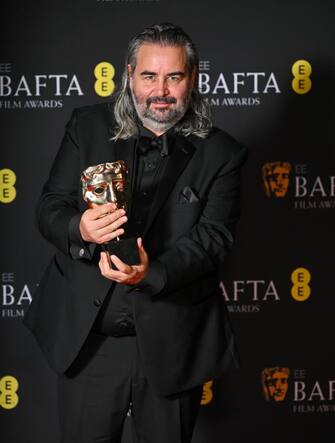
{"left": 140, "top": 71, "right": 157, "bottom": 76}
{"left": 139, "top": 70, "right": 185, "bottom": 76}
{"left": 167, "top": 71, "right": 185, "bottom": 76}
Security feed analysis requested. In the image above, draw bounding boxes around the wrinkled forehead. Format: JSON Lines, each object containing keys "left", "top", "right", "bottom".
{"left": 134, "top": 43, "right": 189, "bottom": 74}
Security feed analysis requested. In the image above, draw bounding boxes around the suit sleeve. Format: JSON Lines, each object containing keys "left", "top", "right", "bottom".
{"left": 131, "top": 144, "right": 248, "bottom": 297}
{"left": 36, "top": 110, "right": 95, "bottom": 260}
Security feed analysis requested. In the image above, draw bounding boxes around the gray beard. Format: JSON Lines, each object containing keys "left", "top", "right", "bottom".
{"left": 130, "top": 89, "right": 189, "bottom": 133}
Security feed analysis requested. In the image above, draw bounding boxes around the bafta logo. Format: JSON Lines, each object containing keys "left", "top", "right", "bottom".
{"left": 261, "top": 367, "right": 290, "bottom": 402}
{"left": 201, "top": 380, "right": 213, "bottom": 405}
{"left": 262, "top": 162, "right": 291, "bottom": 198}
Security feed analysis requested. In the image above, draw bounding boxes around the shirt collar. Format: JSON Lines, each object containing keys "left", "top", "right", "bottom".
{"left": 137, "top": 124, "right": 176, "bottom": 156}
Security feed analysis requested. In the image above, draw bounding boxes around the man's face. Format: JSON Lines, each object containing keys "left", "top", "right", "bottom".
{"left": 128, "top": 43, "right": 195, "bottom": 133}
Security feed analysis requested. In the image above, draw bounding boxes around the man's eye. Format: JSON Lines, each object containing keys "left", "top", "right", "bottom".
{"left": 169, "top": 75, "right": 181, "bottom": 82}
{"left": 143, "top": 75, "right": 155, "bottom": 81}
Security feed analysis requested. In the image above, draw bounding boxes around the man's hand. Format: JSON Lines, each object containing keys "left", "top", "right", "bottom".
{"left": 99, "top": 237, "right": 149, "bottom": 285}
{"left": 79, "top": 202, "right": 128, "bottom": 244}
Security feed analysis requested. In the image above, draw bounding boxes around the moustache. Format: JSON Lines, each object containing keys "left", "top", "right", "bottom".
{"left": 147, "top": 96, "right": 177, "bottom": 105}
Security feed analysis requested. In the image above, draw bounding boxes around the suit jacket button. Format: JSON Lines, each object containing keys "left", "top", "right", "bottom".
{"left": 94, "top": 298, "right": 101, "bottom": 307}
{"left": 79, "top": 248, "right": 85, "bottom": 257}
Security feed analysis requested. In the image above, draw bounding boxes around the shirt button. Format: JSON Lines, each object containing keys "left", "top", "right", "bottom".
{"left": 79, "top": 248, "right": 85, "bottom": 257}
{"left": 94, "top": 298, "right": 101, "bottom": 307}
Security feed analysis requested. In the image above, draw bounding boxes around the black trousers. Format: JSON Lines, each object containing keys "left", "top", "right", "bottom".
{"left": 58, "top": 332, "right": 203, "bottom": 443}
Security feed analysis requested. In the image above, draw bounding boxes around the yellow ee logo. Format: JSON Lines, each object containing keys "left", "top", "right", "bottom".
{"left": 291, "top": 60, "right": 312, "bottom": 94}
{"left": 201, "top": 380, "right": 213, "bottom": 405}
{"left": 291, "top": 267, "right": 311, "bottom": 301}
{"left": 0, "top": 376, "right": 19, "bottom": 409}
{"left": 94, "top": 62, "right": 116, "bottom": 97}
{"left": 0, "top": 168, "right": 16, "bottom": 203}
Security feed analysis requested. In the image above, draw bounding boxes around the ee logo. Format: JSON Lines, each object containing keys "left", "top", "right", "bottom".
{"left": 201, "top": 380, "right": 213, "bottom": 405}
{"left": 291, "top": 267, "right": 311, "bottom": 302}
{"left": 0, "top": 168, "right": 16, "bottom": 203}
{"left": 94, "top": 62, "right": 116, "bottom": 97}
{"left": 291, "top": 60, "right": 312, "bottom": 94}
{"left": 0, "top": 376, "right": 19, "bottom": 409}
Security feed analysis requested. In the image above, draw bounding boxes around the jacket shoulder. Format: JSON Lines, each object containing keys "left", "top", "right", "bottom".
{"left": 74, "top": 102, "right": 112, "bottom": 114}
{"left": 191, "top": 126, "right": 247, "bottom": 164}
{"left": 207, "top": 126, "right": 245, "bottom": 155}
{"left": 69, "top": 102, "right": 115, "bottom": 130}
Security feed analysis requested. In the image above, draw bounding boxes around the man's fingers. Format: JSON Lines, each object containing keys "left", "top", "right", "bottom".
{"left": 110, "top": 255, "right": 133, "bottom": 274}
{"left": 82, "top": 209, "right": 127, "bottom": 244}
{"left": 137, "top": 237, "right": 148, "bottom": 265}
{"left": 93, "top": 209, "right": 126, "bottom": 229}
{"left": 99, "top": 252, "right": 133, "bottom": 281}
{"left": 87, "top": 203, "right": 116, "bottom": 220}
{"left": 99, "top": 251, "right": 113, "bottom": 274}
{"left": 96, "top": 214, "right": 127, "bottom": 235}
{"left": 99, "top": 228, "right": 124, "bottom": 244}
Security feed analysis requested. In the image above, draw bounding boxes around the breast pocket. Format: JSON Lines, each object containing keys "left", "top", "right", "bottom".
{"left": 173, "top": 200, "right": 202, "bottom": 212}
{"left": 170, "top": 200, "right": 203, "bottom": 221}
{"left": 178, "top": 185, "right": 200, "bottom": 204}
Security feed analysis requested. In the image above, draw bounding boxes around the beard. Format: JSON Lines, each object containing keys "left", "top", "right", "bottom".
{"left": 130, "top": 87, "right": 190, "bottom": 133}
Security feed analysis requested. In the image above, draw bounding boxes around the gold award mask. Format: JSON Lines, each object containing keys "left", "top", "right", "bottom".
{"left": 81, "top": 161, "right": 128, "bottom": 209}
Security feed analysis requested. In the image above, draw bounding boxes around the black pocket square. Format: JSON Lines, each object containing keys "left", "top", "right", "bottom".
{"left": 179, "top": 186, "right": 200, "bottom": 204}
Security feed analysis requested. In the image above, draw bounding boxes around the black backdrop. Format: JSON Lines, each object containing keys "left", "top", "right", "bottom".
{"left": 1, "top": 1, "right": 335, "bottom": 442}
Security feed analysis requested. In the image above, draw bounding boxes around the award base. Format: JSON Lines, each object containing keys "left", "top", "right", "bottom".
{"left": 102, "top": 238, "right": 140, "bottom": 268}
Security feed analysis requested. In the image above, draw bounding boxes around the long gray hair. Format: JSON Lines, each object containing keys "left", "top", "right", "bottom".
{"left": 112, "top": 23, "right": 212, "bottom": 141}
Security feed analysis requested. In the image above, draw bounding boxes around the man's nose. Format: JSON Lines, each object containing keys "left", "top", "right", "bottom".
{"left": 155, "top": 78, "right": 169, "bottom": 97}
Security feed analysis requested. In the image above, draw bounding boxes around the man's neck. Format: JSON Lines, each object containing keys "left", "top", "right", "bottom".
{"left": 140, "top": 118, "right": 177, "bottom": 137}
{"left": 142, "top": 124, "right": 166, "bottom": 137}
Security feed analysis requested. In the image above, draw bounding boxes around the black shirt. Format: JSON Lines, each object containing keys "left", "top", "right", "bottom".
{"left": 93, "top": 125, "right": 175, "bottom": 337}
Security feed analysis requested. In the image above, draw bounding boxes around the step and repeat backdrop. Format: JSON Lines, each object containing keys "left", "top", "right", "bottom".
{"left": 1, "top": 1, "right": 334, "bottom": 442}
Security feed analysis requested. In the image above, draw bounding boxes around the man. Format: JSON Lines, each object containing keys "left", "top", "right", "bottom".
{"left": 24, "top": 23, "right": 247, "bottom": 443}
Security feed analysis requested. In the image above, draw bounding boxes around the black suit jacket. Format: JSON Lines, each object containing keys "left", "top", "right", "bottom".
{"left": 24, "top": 103, "right": 247, "bottom": 396}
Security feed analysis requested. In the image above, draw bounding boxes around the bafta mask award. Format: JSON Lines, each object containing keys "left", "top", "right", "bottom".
{"left": 81, "top": 161, "right": 140, "bottom": 267}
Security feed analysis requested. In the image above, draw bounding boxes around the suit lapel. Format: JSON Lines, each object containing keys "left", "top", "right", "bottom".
{"left": 113, "top": 137, "right": 137, "bottom": 213}
{"left": 143, "top": 134, "right": 196, "bottom": 236}
{"left": 96, "top": 103, "right": 136, "bottom": 174}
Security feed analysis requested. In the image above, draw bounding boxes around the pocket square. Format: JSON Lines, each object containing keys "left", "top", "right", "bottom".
{"left": 179, "top": 186, "right": 200, "bottom": 204}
